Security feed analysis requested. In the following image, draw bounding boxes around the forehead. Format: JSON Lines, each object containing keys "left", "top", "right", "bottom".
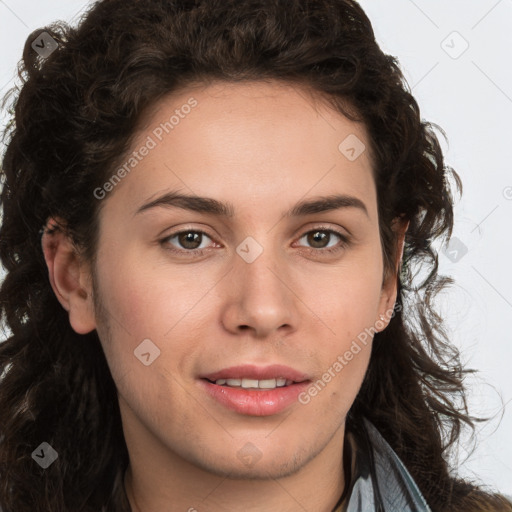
{"left": 101, "top": 80, "right": 377, "bottom": 222}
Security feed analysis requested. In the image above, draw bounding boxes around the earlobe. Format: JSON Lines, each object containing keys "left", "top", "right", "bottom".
{"left": 41, "top": 217, "right": 97, "bottom": 334}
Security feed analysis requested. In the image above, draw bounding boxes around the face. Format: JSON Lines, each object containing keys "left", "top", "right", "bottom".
{"left": 74, "top": 81, "right": 398, "bottom": 480}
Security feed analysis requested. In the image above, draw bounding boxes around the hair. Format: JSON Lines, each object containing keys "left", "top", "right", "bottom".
{"left": 0, "top": 0, "right": 510, "bottom": 511}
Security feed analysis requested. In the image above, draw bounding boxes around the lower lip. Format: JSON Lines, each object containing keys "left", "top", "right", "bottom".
{"left": 199, "top": 379, "right": 311, "bottom": 416}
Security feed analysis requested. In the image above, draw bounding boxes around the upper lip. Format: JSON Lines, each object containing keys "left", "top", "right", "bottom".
{"left": 201, "top": 364, "right": 310, "bottom": 382}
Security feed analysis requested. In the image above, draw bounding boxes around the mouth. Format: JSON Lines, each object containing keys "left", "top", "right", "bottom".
{"left": 200, "top": 363, "right": 309, "bottom": 383}
{"left": 203, "top": 377, "right": 296, "bottom": 389}
{"left": 198, "top": 364, "right": 311, "bottom": 416}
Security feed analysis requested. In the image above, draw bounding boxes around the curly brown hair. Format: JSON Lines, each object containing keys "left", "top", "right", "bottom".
{"left": 0, "top": 0, "right": 510, "bottom": 511}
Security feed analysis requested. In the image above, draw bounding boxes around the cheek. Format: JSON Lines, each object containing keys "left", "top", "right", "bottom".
{"left": 298, "top": 340, "right": 372, "bottom": 429}
{"left": 97, "top": 251, "right": 204, "bottom": 338}
{"left": 92, "top": 252, "right": 213, "bottom": 382}
{"left": 304, "top": 261, "right": 382, "bottom": 394}
{"left": 313, "top": 265, "right": 384, "bottom": 334}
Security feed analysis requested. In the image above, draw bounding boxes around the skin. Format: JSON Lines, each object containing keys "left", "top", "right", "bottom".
{"left": 42, "top": 80, "right": 407, "bottom": 512}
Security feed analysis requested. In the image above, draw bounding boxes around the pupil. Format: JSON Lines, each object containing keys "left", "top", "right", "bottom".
{"left": 309, "top": 231, "right": 327, "bottom": 248}
{"left": 180, "top": 232, "right": 201, "bottom": 249}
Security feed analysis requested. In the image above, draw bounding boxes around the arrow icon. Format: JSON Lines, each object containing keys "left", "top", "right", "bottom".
{"left": 31, "top": 442, "right": 58, "bottom": 468}
{"left": 31, "top": 32, "right": 59, "bottom": 58}
{"left": 237, "top": 442, "right": 263, "bottom": 467}
{"left": 134, "top": 339, "right": 161, "bottom": 366}
{"left": 442, "top": 236, "right": 468, "bottom": 262}
{"left": 440, "top": 31, "right": 469, "bottom": 60}
{"left": 338, "top": 134, "right": 365, "bottom": 161}
{"left": 236, "top": 236, "right": 263, "bottom": 263}
{"left": 242, "top": 454, "right": 254, "bottom": 465}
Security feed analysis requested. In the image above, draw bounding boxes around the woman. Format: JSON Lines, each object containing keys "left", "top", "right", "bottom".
{"left": 0, "top": 0, "right": 510, "bottom": 510}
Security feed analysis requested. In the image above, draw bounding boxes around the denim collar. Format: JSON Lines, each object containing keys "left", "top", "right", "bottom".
{"left": 333, "top": 418, "right": 432, "bottom": 512}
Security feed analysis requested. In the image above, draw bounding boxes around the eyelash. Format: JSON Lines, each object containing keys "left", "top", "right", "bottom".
{"left": 160, "top": 226, "right": 351, "bottom": 258}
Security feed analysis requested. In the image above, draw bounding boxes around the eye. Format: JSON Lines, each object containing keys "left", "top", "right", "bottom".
{"left": 160, "top": 226, "right": 350, "bottom": 258}
{"left": 295, "top": 228, "right": 350, "bottom": 254}
{"left": 161, "top": 229, "right": 216, "bottom": 256}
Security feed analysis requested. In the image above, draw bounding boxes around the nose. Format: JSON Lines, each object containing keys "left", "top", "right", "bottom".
{"left": 219, "top": 241, "right": 301, "bottom": 339}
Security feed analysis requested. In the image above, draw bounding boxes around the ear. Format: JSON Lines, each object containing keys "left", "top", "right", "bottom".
{"left": 41, "top": 217, "right": 97, "bottom": 334}
{"left": 376, "top": 217, "right": 409, "bottom": 330}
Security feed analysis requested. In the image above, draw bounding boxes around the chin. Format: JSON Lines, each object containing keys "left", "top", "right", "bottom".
{"left": 185, "top": 441, "right": 313, "bottom": 481}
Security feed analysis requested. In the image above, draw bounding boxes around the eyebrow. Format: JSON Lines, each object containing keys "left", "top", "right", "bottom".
{"left": 134, "top": 191, "right": 369, "bottom": 218}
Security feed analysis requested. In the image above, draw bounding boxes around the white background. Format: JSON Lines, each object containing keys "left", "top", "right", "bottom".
{"left": 1, "top": 0, "right": 511, "bottom": 499}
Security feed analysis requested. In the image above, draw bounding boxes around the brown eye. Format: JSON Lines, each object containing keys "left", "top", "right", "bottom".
{"left": 306, "top": 230, "right": 331, "bottom": 249}
{"left": 177, "top": 231, "right": 203, "bottom": 249}
{"left": 162, "top": 230, "right": 214, "bottom": 254}
{"left": 297, "top": 228, "right": 349, "bottom": 253}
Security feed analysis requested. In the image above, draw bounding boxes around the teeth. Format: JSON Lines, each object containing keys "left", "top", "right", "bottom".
{"left": 258, "top": 378, "right": 278, "bottom": 389}
{"left": 213, "top": 377, "right": 293, "bottom": 389}
{"left": 242, "top": 378, "right": 259, "bottom": 388}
